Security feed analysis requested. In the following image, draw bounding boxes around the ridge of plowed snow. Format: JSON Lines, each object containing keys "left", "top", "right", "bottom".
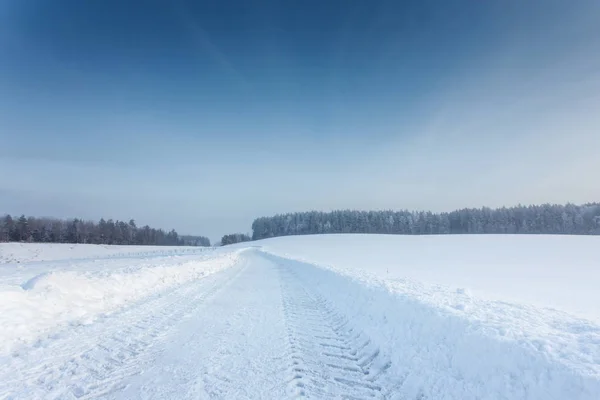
{"left": 249, "top": 234, "right": 600, "bottom": 320}
{"left": 260, "top": 251, "right": 600, "bottom": 399}
{"left": 244, "top": 235, "right": 600, "bottom": 397}
{"left": 0, "top": 249, "right": 241, "bottom": 354}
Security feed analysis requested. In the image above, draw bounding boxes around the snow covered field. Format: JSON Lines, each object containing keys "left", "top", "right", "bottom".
{"left": 252, "top": 234, "right": 600, "bottom": 321}
{"left": 0, "top": 242, "right": 208, "bottom": 265}
{"left": 0, "top": 236, "right": 598, "bottom": 399}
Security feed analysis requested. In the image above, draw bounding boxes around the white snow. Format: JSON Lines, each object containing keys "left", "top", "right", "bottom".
{"left": 252, "top": 234, "right": 600, "bottom": 321}
{"left": 0, "top": 242, "right": 208, "bottom": 265}
{"left": 1, "top": 236, "right": 599, "bottom": 399}
{"left": 251, "top": 234, "right": 600, "bottom": 398}
{"left": 0, "top": 245, "right": 241, "bottom": 354}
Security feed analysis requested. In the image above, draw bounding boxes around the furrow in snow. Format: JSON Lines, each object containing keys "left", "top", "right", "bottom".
{"left": 276, "top": 258, "right": 391, "bottom": 399}
{"left": 117, "top": 252, "right": 291, "bottom": 400}
{"left": 0, "top": 262, "right": 246, "bottom": 400}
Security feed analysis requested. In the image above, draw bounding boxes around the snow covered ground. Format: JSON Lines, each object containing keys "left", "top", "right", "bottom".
{"left": 251, "top": 234, "right": 600, "bottom": 321}
{"left": 0, "top": 244, "right": 239, "bottom": 354}
{"left": 0, "top": 242, "right": 208, "bottom": 265}
{"left": 1, "top": 236, "right": 599, "bottom": 399}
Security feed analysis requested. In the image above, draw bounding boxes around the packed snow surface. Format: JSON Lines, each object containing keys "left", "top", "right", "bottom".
{"left": 0, "top": 236, "right": 598, "bottom": 399}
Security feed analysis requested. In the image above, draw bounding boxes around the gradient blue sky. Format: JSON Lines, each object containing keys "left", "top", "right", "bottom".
{"left": 1, "top": 1, "right": 599, "bottom": 241}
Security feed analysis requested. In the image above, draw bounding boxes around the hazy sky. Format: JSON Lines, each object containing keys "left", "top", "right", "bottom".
{"left": 1, "top": 1, "right": 599, "bottom": 241}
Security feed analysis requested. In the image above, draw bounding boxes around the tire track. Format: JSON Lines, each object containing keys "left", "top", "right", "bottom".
{"left": 79, "top": 261, "right": 247, "bottom": 399}
{"left": 0, "top": 261, "right": 247, "bottom": 400}
{"left": 120, "top": 253, "right": 291, "bottom": 400}
{"left": 276, "top": 260, "right": 391, "bottom": 399}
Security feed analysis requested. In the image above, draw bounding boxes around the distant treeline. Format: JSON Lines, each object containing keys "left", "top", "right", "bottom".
{"left": 0, "top": 215, "right": 211, "bottom": 247}
{"left": 220, "top": 233, "right": 252, "bottom": 246}
{"left": 252, "top": 203, "right": 600, "bottom": 240}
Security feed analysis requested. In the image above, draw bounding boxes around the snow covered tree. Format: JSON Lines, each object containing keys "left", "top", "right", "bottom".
{"left": 16, "top": 215, "right": 30, "bottom": 242}
{"left": 221, "top": 233, "right": 251, "bottom": 246}
{"left": 251, "top": 203, "right": 600, "bottom": 240}
{"left": 0, "top": 214, "right": 209, "bottom": 246}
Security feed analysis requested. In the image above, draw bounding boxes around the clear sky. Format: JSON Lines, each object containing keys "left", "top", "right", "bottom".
{"left": 1, "top": 1, "right": 599, "bottom": 241}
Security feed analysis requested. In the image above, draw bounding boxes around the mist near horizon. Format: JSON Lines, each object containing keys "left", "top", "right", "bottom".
{"left": 1, "top": 0, "right": 599, "bottom": 240}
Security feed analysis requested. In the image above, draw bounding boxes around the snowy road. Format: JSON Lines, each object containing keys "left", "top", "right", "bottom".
{"left": 1, "top": 251, "right": 392, "bottom": 399}
{"left": 2, "top": 241, "right": 599, "bottom": 399}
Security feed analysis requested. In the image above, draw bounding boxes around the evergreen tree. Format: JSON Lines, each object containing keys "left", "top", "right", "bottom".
{"left": 17, "top": 215, "right": 29, "bottom": 242}
{"left": 221, "top": 233, "right": 251, "bottom": 246}
{"left": 0, "top": 214, "right": 210, "bottom": 246}
{"left": 251, "top": 203, "right": 600, "bottom": 240}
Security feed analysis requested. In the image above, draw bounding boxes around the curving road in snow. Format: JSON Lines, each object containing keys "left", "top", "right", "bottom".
{"left": 1, "top": 251, "right": 393, "bottom": 399}
{"left": 1, "top": 240, "right": 599, "bottom": 399}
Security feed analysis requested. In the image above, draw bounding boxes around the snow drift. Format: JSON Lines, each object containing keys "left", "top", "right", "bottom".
{"left": 247, "top": 234, "right": 600, "bottom": 399}
{"left": 252, "top": 234, "right": 600, "bottom": 321}
{"left": 0, "top": 249, "right": 241, "bottom": 354}
{"left": 259, "top": 252, "right": 600, "bottom": 399}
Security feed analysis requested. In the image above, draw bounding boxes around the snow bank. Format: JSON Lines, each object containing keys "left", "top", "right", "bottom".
{"left": 0, "top": 248, "right": 241, "bottom": 354}
{"left": 262, "top": 250, "right": 600, "bottom": 399}
{"left": 252, "top": 234, "right": 600, "bottom": 321}
{"left": 0, "top": 242, "right": 208, "bottom": 265}
{"left": 244, "top": 234, "right": 600, "bottom": 399}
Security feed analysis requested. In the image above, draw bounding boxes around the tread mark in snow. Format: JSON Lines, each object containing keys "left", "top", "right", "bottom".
{"left": 276, "top": 260, "right": 390, "bottom": 399}
{"left": 0, "top": 262, "right": 246, "bottom": 400}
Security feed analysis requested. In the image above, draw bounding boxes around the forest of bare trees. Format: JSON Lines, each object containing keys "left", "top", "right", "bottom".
{"left": 0, "top": 215, "right": 210, "bottom": 246}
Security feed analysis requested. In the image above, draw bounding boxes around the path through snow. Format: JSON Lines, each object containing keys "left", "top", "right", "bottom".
{"left": 1, "top": 247, "right": 599, "bottom": 399}
{"left": 119, "top": 251, "right": 393, "bottom": 399}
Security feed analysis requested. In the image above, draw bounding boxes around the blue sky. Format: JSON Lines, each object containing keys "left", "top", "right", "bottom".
{"left": 1, "top": 1, "right": 599, "bottom": 241}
